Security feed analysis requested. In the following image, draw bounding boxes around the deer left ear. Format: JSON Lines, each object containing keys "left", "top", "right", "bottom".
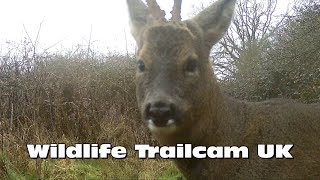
{"left": 127, "top": 0, "right": 149, "bottom": 44}
{"left": 191, "top": 0, "right": 236, "bottom": 49}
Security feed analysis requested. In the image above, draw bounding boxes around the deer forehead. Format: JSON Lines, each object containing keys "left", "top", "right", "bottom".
{"left": 138, "top": 23, "right": 199, "bottom": 65}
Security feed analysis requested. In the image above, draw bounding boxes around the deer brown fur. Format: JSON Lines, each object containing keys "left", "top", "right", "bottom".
{"left": 126, "top": 0, "right": 320, "bottom": 179}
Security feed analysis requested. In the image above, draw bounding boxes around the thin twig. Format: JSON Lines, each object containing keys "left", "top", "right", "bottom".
{"left": 10, "top": 103, "right": 13, "bottom": 131}
{"left": 124, "top": 28, "right": 129, "bottom": 58}
{"left": 87, "top": 24, "right": 93, "bottom": 60}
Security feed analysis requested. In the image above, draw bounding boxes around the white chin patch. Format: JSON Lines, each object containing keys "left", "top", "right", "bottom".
{"left": 147, "top": 119, "right": 177, "bottom": 134}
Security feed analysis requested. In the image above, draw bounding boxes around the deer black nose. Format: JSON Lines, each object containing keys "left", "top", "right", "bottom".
{"left": 145, "top": 101, "right": 176, "bottom": 127}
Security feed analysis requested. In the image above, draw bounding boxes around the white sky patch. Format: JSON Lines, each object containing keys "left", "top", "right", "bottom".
{"left": 0, "top": 0, "right": 293, "bottom": 55}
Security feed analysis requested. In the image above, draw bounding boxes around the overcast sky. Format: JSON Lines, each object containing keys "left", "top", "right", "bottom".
{"left": 0, "top": 0, "right": 293, "bottom": 55}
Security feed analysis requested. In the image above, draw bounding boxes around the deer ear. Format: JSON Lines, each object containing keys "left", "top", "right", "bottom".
{"left": 191, "top": 0, "right": 236, "bottom": 48}
{"left": 127, "top": 0, "right": 149, "bottom": 44}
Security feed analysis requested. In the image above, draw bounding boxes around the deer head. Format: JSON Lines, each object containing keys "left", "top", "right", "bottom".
{"left": 127, "top": 0, "right": 236, "bottom": 139}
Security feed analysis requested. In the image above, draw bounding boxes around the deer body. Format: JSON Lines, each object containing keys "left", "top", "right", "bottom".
{"left": 126, "top": 0, "right": 320, "bottom": 179}
{"left": 172, "top": 96, "right": 320, "bottom": 179}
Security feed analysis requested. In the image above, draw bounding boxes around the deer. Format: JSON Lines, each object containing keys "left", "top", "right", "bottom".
{"left": 126, "top": 0, "right": 320, "bottom": 179}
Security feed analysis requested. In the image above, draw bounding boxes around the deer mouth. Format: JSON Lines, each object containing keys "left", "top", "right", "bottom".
{"left": 147, "top": 118, "right": 178, "bottom": 133}
{"left": 147, "top": 118, "right": 176, "bottom": 127}
{"left": 143, "top": 100, "right": 185, "bottom": 133}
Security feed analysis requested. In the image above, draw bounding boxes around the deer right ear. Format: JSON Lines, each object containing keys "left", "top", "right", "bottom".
{"left": 127, "top": 0, "right": 149, "bottom": 44}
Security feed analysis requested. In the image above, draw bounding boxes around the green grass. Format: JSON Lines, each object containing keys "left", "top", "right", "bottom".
{"left": 0, "top": 151, "right": 184, "bottom": 180}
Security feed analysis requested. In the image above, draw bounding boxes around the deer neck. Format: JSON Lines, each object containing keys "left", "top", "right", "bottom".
{"left": 196, "top": 79, "right": 232, "bottom": 145}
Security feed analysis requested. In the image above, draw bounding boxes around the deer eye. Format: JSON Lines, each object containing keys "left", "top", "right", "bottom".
{"left": 185, "top": 58, "right": 198, "bottom": 74}
{"left": 137, "top": 60, "right": 145, "bottom": 72}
